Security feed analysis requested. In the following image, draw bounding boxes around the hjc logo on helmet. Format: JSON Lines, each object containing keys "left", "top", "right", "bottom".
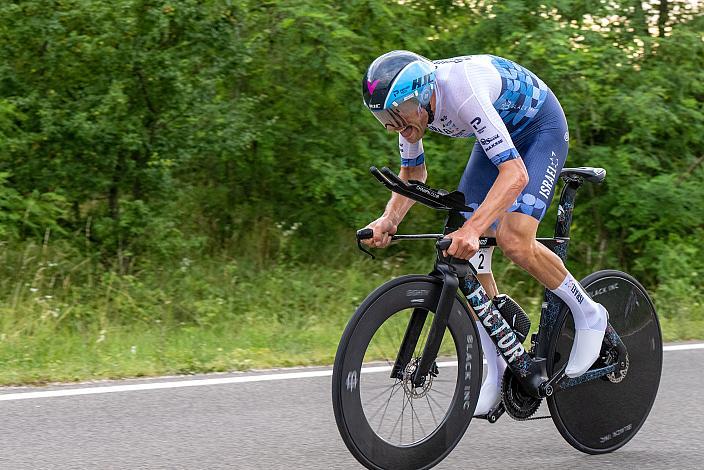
{"left": 412, "top": 73, "right": 434, "bottom": 91}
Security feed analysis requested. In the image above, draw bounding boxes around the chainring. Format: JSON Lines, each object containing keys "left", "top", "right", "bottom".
{"left": 501, "top": 369, "right": 542, "bottom": 421}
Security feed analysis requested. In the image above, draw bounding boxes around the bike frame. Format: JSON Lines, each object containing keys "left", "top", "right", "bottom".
{"left": 362, "top": 166, "right": 628, "bottom": 400}
{"left": 454, "top": 175, "right": 628, "bottom": 398}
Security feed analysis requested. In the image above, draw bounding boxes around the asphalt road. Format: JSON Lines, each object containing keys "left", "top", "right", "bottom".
{"left": 0, "top": 347, "right": 702, "bottom": 469}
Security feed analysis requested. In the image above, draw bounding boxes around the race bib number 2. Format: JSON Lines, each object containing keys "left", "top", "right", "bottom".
{"left": 469, "top": 247, "right": 493, "bottom": 274}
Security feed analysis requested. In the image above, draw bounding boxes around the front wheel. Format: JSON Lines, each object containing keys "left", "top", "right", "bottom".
{"left": 332, "top": 275, "right": 483, "bottom": 470}
{"left": 547, "top": 270, "right": 662, "bottom": 454}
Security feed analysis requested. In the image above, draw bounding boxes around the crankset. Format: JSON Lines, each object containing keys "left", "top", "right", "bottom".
{"left": 501, "top": 369, "right": 542, "bottom": 420}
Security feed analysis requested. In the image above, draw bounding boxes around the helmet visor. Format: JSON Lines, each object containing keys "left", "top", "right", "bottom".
{"left": 371, "top": 99, "right": 421, "bottom": 131}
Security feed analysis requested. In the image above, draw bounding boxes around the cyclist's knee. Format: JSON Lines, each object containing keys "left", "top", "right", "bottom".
{"left": 496, "top": 230, "right": 536, "bottom": 265}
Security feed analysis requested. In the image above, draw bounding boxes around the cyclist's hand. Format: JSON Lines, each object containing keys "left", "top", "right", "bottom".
{"left": 363, "top": 216, "right": 398, "bottom": 248}
{"left": 445, "top": 225, "right": 481, "bottom": 260}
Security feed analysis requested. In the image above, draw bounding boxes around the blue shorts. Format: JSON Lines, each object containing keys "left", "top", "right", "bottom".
{"left": 458, "top": 89, "right": 569, "bottom": 227}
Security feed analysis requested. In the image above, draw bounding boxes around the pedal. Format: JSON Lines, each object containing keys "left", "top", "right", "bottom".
{"left": 476, "top": 402, "right": 505, "bottom": 424}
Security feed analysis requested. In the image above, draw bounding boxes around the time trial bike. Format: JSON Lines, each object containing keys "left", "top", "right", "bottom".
{"left": 332, "top": 166, "right": 662, "bottom": 470}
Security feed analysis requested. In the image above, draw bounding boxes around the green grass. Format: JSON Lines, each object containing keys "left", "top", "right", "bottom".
{"left": 0, "top": 242, "right": 701, "bottom": 385}
{"left": 0, "top": 241, "right": 400, "bottom": 384}
{"left": 0, "top": 324, "right": 339, "bottom": 384}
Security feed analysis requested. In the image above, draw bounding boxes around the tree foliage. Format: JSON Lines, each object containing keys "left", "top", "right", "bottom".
{"left": 0, "top": 0, "right": 702, "bottom": 309}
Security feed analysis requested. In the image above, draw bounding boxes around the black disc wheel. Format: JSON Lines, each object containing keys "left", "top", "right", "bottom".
{"left": 547, "top": 270, "right": 662, "bottom": 454}
{"left": 332, "top": 275, "right": 483, "bottom": 470}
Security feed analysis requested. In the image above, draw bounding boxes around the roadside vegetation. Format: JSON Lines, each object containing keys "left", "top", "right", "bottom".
{"left": 0, "top": 1, "right": 702, "bottom": 384}
{"left": 0, "top": 238, "right": 700, "bottom": 384}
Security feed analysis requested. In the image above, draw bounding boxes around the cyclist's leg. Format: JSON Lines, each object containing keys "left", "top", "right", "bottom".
{"left": 458, "top": 142, "right": 500, "bottom": 297}
{"left": 458, "top": 142, "right": 505, "bottom": 415}
{"left": 496, "top": 214, "right": 564, "bottom": 286}
{"left": 494, "top": 89, "right": 569, "bottom": 288}
{"left": 496, "top": 93, "right": 607, "bottom": 378}
{"left": 497, "top": 214, "right": 607, "bottom": 377}
{"left": 494, "top": 116, "right": 569, "bottom": 288}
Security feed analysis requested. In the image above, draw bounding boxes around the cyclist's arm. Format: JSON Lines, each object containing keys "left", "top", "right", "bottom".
{"left": 383, "top": 164, "right": 427, "bottom": 225}
{"left": 383, "top": 135, "right": 428, "bottom": 225}
{"left": 465, "top": 159, "right": 527, "bottom": 234}
{"left": 455, "top": 73, "right": 528, "bottom": 234}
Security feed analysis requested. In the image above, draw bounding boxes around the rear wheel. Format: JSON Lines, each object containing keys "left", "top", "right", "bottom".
{"left": 332, "top": 275, "right": 482, "bottom": 470}
{"left": 547, "top": 270, "right": 662, "bottom": 454}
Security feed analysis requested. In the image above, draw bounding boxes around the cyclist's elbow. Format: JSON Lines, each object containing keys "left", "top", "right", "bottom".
{"left": 505, "top": 164, "right": 528, "bottom": 193}
{"left": 498, "top": 158, "right": 528, "bottom": 192}
{"left": 515, "top": 169, "right": 529, "bottom": 191}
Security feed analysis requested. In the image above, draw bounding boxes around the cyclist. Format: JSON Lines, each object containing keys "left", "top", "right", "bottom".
{"left": 360, "top": 51, "right": 608, "bottom": 416}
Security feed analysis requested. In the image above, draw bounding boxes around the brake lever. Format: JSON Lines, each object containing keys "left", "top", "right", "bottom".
{"left": 356, "top": 228, "right": 375, "bottom": 259}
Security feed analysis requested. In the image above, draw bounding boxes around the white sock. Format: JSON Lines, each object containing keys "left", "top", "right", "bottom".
{"left": 551, "top": 273, "right": 608, "bottom": 377}
{"left": 552, "top": 273, "right": 605, "bottom": 330}
{"left": 473, "top": 321, "right": 506, "bottom": 416}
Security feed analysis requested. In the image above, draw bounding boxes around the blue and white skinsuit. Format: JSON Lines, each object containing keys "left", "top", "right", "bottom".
{"left": 398, "top": 55, "right": 569, "bottom": 224}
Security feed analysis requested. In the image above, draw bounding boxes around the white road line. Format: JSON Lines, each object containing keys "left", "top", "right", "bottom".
{"left": 663, "top": 343, "right": 704, "bottom": 351}
{"left": 0, "top": 343, "right": 702, "bottom": 402}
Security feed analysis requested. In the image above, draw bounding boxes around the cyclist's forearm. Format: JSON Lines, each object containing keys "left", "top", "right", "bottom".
{"left": 383, "top": 164, "right": 427, "bottom": 225}
{"left": 466, "top": 159, "right": 528, "bottom": 234}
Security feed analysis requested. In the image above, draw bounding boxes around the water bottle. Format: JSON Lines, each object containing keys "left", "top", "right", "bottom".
{"left": 493, "top": 294, "right": 531, "bottom": 343}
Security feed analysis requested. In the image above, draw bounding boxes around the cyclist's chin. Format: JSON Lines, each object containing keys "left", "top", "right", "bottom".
{"left": 400, "top": 125, "right": 425, "bottom": 143}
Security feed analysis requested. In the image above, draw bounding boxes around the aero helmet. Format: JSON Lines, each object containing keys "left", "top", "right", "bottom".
{"left": 362, "top": 50, "right": 436, "bottom": 130}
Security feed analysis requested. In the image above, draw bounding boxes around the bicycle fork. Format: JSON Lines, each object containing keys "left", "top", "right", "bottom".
{"left": 390, "top": 263, "right": 459, "bottom": 387}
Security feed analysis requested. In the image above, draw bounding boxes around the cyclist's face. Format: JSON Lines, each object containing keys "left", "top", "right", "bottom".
{"left": 372, "top": 99, "right": 429, "bottom": 144}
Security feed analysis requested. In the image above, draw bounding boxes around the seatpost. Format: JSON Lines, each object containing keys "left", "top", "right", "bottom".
{"left": 553, "top": 177, "right": 584, "bottom": 246}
